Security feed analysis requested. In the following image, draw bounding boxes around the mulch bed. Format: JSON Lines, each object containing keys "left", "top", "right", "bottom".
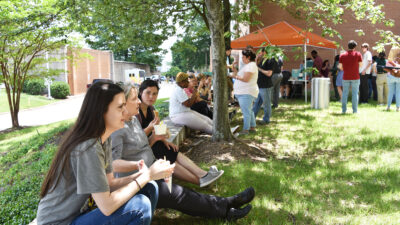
{"left": 178, "top": 132, "right": 272, "bottom": 164}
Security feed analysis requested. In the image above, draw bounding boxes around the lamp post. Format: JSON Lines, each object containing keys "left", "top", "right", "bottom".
{"left": 45, "top": 52, "right": 53, "bottom": 99}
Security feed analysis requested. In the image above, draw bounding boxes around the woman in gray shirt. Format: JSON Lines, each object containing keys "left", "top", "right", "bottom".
{"left": 37, "top": 82, "right": 174, "bottom": 225}
{"left": 111, "top": 84, "right": 255, "bottom": 221}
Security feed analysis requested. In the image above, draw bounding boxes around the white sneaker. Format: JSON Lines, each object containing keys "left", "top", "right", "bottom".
{"left": 199, "top": 166, "right": 224, "bottom": 187}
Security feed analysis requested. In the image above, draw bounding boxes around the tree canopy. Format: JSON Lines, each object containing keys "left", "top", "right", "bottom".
{"left": 0, "top": 0, "right": 72, "bottom": 128}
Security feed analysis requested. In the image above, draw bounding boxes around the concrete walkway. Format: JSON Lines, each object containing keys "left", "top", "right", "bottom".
{"left": 0, "top": 82, "right": 174, "bottom": 131}
{"left": 0, "top": 95, "right": 85, "bottom": 131}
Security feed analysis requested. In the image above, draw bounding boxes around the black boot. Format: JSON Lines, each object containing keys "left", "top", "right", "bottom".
{"left": 226, "top": 204, "right": 252, "bottom": 221}
{"left": 227, "top": 187, "right": 255, "bottom": 209}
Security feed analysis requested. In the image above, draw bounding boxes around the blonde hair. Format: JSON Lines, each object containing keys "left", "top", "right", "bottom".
{"left": 388, "top": 46, "right": 400, "bottom": 61}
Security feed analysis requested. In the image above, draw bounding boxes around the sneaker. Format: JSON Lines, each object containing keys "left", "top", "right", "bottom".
{"left": 258, "top": 120, "right": 269, "bottom": 125}
{"left": 199, "top": 166, "right": 224, "bottom": 187}
{"left": 237, "top": 130, "right": 249, "bottom": 136}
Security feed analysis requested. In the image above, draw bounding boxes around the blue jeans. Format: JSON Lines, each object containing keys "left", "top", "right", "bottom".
{"left": 387, "top": 75, "right": 400, "bottom": 108}
{"left": 235, "top": 94, "right": 256, "bottom": 130}
{"left": 252, "top": 88, "right": 272, "bottom": 123}
{"left": 71, "top": 181, "right": 158, "bottom": 225}
{"left": 342, "top": 79, "right": 360, "bottom": 113}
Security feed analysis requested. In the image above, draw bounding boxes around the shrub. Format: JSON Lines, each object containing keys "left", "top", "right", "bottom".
{"left": 50, "top": 81, "right": 70, "bottom": 99}
{"left": 25, "top": 79, "right": 46, "bottom": 95}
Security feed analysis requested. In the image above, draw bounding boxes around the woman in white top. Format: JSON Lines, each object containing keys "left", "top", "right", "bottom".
{"left": 229, "top": 50, "right": 259, "bottom": 135}
{"left": 169, "top": 72, "right": 213, "bottom": 134}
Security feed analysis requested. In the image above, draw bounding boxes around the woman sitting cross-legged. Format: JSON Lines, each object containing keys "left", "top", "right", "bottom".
{"left": 111, "top": 83, "right": 255, "bottom": 221}
{"left": 137, "top": 80, "right": 222, "bottom": 187}
{"left": 36, "top": 81, "right": 174, "bottom": 225}
{"left": 169, "top": 72, "right": 213, "bottom": 134}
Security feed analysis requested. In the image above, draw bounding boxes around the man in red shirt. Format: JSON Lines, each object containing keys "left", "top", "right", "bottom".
{"left": 339, "top": 40, "right": 363, "bottom": 113}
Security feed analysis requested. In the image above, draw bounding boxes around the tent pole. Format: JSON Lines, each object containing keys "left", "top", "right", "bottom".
{"left": 304, "top": 43, "right": 307, "bottom": 103}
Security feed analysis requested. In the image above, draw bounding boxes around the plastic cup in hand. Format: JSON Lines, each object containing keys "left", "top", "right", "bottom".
{"left": 154, "top": 123, "right": 167, "bottom": 135}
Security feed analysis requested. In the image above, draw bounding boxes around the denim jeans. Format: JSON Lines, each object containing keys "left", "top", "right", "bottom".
{"left": 387, "top": 75, "right": 400, "bottom": 108}
{"left": 71, "top": 181, "right": 158, "bottom": 225}
{"left": 235, "top": 94, "right": 256, "bottom": 130}
{"left": 252, "top": 88, "right": 272, "bottom": 123}
{"left": 342, "top": 79, "right": 360, "bottom": 113}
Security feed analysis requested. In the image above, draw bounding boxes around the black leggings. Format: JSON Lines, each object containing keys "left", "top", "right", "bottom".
{"left": 151, "top": 141, "right": 178, "bottom": 163}
{"left": 156, "top": 180, "right": 228, "bottom": 218}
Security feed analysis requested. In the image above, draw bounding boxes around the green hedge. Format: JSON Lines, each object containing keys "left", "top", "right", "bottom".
{"left": 50, "top": 81, "right": 70, "bottom": 99}
{"left": 24, "top": 79, "right": 45, "bottom": 95}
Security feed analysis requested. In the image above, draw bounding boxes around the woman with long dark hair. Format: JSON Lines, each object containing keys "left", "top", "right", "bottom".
{"left": 137, "top": 79, "right": 223, "bottom": 187}
{"left": 37, "top": 81, "right": 174, "bottom": 225}
{"left": 111, "top": 83, "right": 254, "bottom": 221}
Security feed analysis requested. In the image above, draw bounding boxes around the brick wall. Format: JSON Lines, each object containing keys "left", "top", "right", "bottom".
{"left": 67, "top": 48, "right": 112, "bottom": 95}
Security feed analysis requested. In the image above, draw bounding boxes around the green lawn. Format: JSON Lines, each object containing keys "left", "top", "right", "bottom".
{"left": 1, "top": 99, "right": 400, "bottom": 224}
{"left": 0, "top": 92, "right": 59, "bottom": 113}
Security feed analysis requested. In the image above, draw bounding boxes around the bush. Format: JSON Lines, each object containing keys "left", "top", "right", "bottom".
{"left": 25, "top": 79, "right": 45, "bottom": 95}
{"left": 50, "top": 81, "right": 70, "bottom": 99}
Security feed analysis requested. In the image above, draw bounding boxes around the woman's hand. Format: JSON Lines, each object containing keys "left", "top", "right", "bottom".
{"left": 163, "top": 140, "right": 179, "bottom": 152}
{"left": 149, "top": 115, "right": 160, "bottom": 128}
{"left": 148, "top": 159, "right": 175, "bottom": 181}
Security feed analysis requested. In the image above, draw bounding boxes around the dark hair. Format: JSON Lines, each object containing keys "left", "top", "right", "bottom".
{"left": 322, "top": 60, "right": 329, "bottom": 67}
{"left": 242, "top": 49, "right": 256, "bottom": 62}
{"left": 139, "top": 79, "right": 160, "bottom": 100}
{"left": 40, "top": 81, "right": 123, "bottom": 198}
{"left": 379, "top": 52, "right": 386, "bottom": 59}
{"left": 311, "top": 50, "right": 318, "bottom": 55}
{"left": 226, "top": 46, "right": 232, "bottom": 51}
{"left": 348, "top": 40, "right": 357, "bottom": 49}
{"left": 334, "top": 55, "right": 340, "bottom": 62}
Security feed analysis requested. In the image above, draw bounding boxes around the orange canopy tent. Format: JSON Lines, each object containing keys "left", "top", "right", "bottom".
{"left": 231, "top": 21, "right": 337, "bottom": 49}
{"left": 231, "top": 21, "right": 337, "bottom": 103}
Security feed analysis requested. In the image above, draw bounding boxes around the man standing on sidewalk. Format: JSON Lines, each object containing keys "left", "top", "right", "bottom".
{"left": 359, "top": 43, "right": 373, "bottom": 103}
{"left": 339, "top": 40, "right": 363, "bottom": 114}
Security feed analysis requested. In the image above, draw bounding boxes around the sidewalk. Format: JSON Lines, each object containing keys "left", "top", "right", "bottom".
{"left": 0, "top": 94, "right": 85, "bottom": 131}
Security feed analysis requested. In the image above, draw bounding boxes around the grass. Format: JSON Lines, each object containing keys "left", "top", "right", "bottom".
{"left": 0, "top": 91, "right": 59, "bottom": 113}
{"left": 2, "top": 99, "right": 400, "bottom": 224}
{"left": 0, "top": 120, "right": 74, "bottom": 225}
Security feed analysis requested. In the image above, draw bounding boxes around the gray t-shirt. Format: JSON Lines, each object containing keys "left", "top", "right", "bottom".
{"left": 111, "top": 118, "right": 156, "bottom": 177}
{"left": 37, "top": 138, "right": 112, "bottom": 225}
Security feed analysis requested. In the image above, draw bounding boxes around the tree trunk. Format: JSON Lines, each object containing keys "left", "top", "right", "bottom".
{"left": 223, "top": 0, "right": 231, "bottom": 49}
{"left": 205, "top": 0, "right": 233, "bottom": 141}
{"left": 4, "top": 83, "right": 20, "bottom": 128}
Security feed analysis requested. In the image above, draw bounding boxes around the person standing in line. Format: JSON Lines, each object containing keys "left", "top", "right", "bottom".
{"left": 370, "top": 56, "right": 378, "bottom": 101}
{"left": 226, "top": 46, "right": 234, "bottom": 101}
{"left": 271, "top": 57, "right": 283, "bottom": 108}
{"left": 376, "top": 52, "right": 388, "bottom": 105}
{"left": 339, "top": 40, "right": 363, "bottom": 114}
{"left": 331, "top": 55, "right": 341, "bottom": 100}
{"left": 311, "top": 50, "right": 323, "bottom": 77}
{"left": 359, "top": 43, "right": 373, "bottom": 104}
{"left": 229, "top": 49, "right": 259, "bottom": 135}
{"left": 385, "top": 47, "right": 400, "bottom": 111}
{"left": 252, "top": 48, "right": 273, "bottom": 125}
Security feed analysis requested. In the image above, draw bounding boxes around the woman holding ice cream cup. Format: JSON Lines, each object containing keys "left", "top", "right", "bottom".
{"left": 111, "top": 83, "right": 254, "bottom": 221}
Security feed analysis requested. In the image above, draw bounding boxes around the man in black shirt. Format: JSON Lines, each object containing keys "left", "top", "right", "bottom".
{"left": 252, "top": 49, "right": 274, "bottom": 124}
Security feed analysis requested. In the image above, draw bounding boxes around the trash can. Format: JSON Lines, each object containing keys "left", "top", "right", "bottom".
{"left": 311, "top": 78, "right": 330, "bottom": 109}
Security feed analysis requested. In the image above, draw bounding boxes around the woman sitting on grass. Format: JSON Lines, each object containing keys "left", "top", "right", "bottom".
{"left": 111, "top": 83, "right": 254, "bottom": 221}
{"left": 137, "top": 80, "right": 221, "bottom": 187}
{"left": 37, "top": 81, "right": 174, "bottom": 225}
